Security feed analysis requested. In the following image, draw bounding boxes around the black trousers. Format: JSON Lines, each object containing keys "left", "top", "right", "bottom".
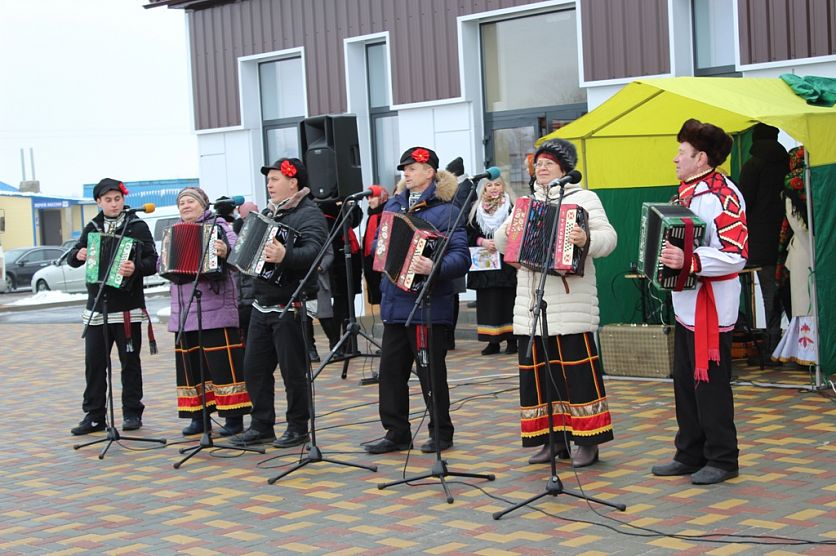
{"left": 244, "top": 309, "right": 309, "bottom": 434}
{"left": 83, "top": 322, "right": 144, "bottom": 419}
{"left": 378, "top": 323, "right": 454, "bottom": 443}
{"left": 672, "top": 324, "right": 739, "bottom": 472}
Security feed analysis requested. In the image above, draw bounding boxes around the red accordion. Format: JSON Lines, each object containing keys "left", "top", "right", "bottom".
{"left": 372, "top": 212, "right": 443, "bottom": 293}
{"left": 504, "top": 197, "right": 589, "bottom": 276}
{"left": 159, "top": 222, "right": 226, "bottom": 284}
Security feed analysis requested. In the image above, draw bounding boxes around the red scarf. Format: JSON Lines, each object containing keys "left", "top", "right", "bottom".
{"left": 324, "top": 214, "right": 361, "bottom": 254}
{"left": 694, "top": 274, "right": 737, "bottom": 382}
{"left": 364, "top": 212, "right": 381, "bottom": 257}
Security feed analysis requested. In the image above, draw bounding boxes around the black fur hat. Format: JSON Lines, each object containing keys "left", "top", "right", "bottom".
{"left": 534, "top": 139, "right": 577, "bottom": 173}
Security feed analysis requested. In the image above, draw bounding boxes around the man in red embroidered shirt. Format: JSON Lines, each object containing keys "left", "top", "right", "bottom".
{"left": 651, "top": 119, "right": 749, "bottom": 485}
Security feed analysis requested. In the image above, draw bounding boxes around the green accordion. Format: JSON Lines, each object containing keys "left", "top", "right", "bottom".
{"left": 85, "top": 232, "right": 139, "bottom": 289}
{"left": 638, "top": 203, "right": 705, "bottom": 291}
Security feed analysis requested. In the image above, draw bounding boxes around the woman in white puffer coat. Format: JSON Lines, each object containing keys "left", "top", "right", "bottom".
{"left": 494, "top": 139, "right": 617, "bottom": 468}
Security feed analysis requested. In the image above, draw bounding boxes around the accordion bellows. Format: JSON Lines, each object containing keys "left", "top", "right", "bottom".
{"left": 228, "top": 212, "right": 298, "bottom": 285}
{"left": 503, "top": 197, "right": 589, "bottom": 276}
{"left": 159, "top": 222, "right": 225, "bottom": 284}
{"left": 85, "top": 232, "right": 138, "bottom": 289}
{"left": 372, "top": 212, "right": 442, "bottom": 293}
{"left": 638, "top": 203, "right": 705, "bottom": 290}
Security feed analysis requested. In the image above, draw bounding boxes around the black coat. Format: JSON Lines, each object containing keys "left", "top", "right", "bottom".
{"left": 362, "top": 202, "right": 385, "bottom": 305}
{"left": 68, "top": 211, "right": 158, "bottom": 313}
{"left": 252, "top": 191, "right": 328, "bottom": 307}
{"left": 739, "top": 139, "right": 789, "bottom": 266}
{"left": 318, "top": 199, "right": 363, "bottom": 297}
{"left": 465, "top": 209, "right": 517, "bottom": 290}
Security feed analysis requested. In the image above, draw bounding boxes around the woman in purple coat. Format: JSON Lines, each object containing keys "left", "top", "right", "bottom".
{"left": 168, "top": 187, "right": 252, "bottom": 437}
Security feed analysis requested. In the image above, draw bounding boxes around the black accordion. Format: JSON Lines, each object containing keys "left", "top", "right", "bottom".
{"left": 503, "top": 197, "right": 589, "bottom": 276}
{"left": 228, "top": 212, "right": 299, "bottom": 285}
{"left": 372, "top": 212, "right": 443, "bottom": 293}
{"left": 638, "top": 203, "right": 706, "bottom": 290}
{"left": 159, "top": 222, "right": 226, "bottom": 285}
{"left": 85, "top": 232, "right": 139, "bottom": 289}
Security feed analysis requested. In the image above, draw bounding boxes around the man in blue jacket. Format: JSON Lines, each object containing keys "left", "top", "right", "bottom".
{"left": 364, "top": 147, "right": 470, "bottom": 454}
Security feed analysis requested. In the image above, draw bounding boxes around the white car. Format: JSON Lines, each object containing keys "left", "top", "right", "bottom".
{"left": 31, "top": 250, "right": 166, "bottom": 293}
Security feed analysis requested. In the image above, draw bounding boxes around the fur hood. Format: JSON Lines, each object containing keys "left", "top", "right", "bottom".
{"left": 394, "top": 170, "right": 458, "bottom": 202}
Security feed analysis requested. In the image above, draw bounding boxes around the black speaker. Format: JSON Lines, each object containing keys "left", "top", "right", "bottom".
{"left": 300, "top": 114, "right": 363, "bottom": 200}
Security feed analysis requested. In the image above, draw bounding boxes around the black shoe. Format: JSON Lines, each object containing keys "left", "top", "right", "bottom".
{"left": 505, "top": 341, "right": 518, "bottom": 354}
{"left": 309, "top": 348, "right": 320, "bottom": 363}
{"left": 217, "top": 416, "right": 244, "bottom": 437}
{"left": 363, "top": 438, "right": 412, "bottom": 454}
{"left": 651, "top": 460, "right": 702, "bottom": 476}
{"left": 71, "top": 414, "right": 106, "bottom": 436}
{"left": 272, "top": 430, "right": 310, "bottom": 449}
{"left": 420, "top": 438, "right": 453, "bottom": 453}
{"left": 230, "top": 427, "right": 275, "bottom": 446}
{"left": 182, "top": 418, "right": 209, "bottom": 436}
{"left": 122, "top": 416, "right": 142, "bottom": 431}
{"left": 691, "top": 465, "right": 739, "bottom": 485}
{"left": 481, "top": 343, "right": 500, "bottom": 355}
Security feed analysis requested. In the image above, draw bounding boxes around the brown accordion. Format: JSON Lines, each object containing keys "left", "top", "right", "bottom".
{"left": 228, "top": 212, "right": 298, "bottom": 285}
{"left": 503, "top": 197, "right": 589, "bottom": 276}
{"left": 372, "top": 212, "right": 443, "bottom": 293}
{"left": 159, "top": 222, "right": 225, "bottom": 285}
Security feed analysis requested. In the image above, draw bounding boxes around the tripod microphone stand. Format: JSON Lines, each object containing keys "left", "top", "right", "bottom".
{"left": 266, "top": 214, "right": 378, "bottom": 484}
{"left": 75, "top": 212, "right": 166, "bottom": 458}
{"left": 492, "top": 176, "right": 626, "bottom": 520}
{"left": 315, "top": 200, "right": 381, "bottom": 382}
{"left": 173, "top": 213, "right": 264, "bottom": 468}
{"left": 378, "top": 177, "right": 495, "bottom": 503}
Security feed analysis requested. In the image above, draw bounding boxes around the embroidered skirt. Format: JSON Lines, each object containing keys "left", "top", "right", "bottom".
{"left": 475, "top": 287, "right": 515, "bottom": 343}
{"left": 519, "top": 332, "right": 613, "bottom": 447}
{"left": 175, "top": 327, "right": 252, "bottom": 418}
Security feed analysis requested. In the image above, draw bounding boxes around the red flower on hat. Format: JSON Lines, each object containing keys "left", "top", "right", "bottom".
{"left": 412, "top": 148, "right": 430, "bottom": 163}
{"left": 118, "top": 182, "right": 129, "bottom": 196}
{"left": 280, "top": 160, "right": 297, "bottom": 178}
{"left": 789, "top": 176, "right": 804, "bottom": 191}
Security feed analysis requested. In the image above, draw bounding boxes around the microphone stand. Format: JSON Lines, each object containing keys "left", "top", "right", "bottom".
{"left": 266, "top": 204, "right": 377, "bottom": 485}
{"left": 378, "top": 178, "right": 495, "bottom": 504}
{"left": 174, "top": 212, "right": 265, "bottom": 468}
{"left": 314, "top": 199, "right": 381, "bottom": 383}
{"left": 75, "top": 209, "right": 166, "bottom": 458}
{"left": 492, "top": 178, "right": 626, "bottom": 520}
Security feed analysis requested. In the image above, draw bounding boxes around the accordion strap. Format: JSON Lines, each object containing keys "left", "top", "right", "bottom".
{"left": 674, "top": 217, "right": 695, "bottom": 292}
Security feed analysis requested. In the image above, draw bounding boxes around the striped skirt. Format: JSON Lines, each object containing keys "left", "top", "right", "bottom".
{"left": 175, "top": 327, "right": 252, "bottom": 418}
{"left": 475, "top": 287, "right": 515, "bottom": 343}
{"left": 518, "top": 332, "right": 613, "bottom": 447}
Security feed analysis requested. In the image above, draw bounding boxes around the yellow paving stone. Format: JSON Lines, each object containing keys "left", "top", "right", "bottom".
{"left": 328, "top": 548, "right": 367, "bottom": 556}
{"left": 325, "top": 513, "right": 362, "bottom": 523}
{"left": 272, "top": 521, "right": 315, "bottom": 533}
{"left": 241, "top": 505, "right": 279, "bottom": 515}
{"left": 648, "top": 537, "right": 696, "bottom": 550}
{"left": 302, "top": 490, "right": 342, "bottom": 500}
{"left": 205, "top": 519, "right": 238, "bottom": 529}
{"left": 145, "top": 506, "right": 184, "bottom": 515}
{"left": 626, "top": 517, "right": 664, "bottom": 527}
{"left": 739, "top": 519, "right": 786, "bottom": 530}
{"left": 329, "top": 501, "right": 366, "bottom": 510}
{"left": 349, "top": 525, "right": 388, "bottom": 535}
{"left": 105, "top": 544, "right": 151, "bottom": 555}
{"left": 162, "top": 534, "right": 201, "bottom": 545}
{"left": 710, "top": 498, "right": 747, "bottom": 510}
{"left": 100, "top": 514, "right": 132, "bottom": 523}
{"left": 164, "top": 509, "right": 219, "bottom": 525}
{"left": 223, "top": 531, "right": 264, "bottom": 542}
{"left": 3, "top": 510, "right": 33, "bottom": 518}
{"left": 560, "top": 535, "right": 602, "bottom": 547}
{"left": 706, "top": 542, "right": 751, "bottom": 555}
{"left": 33, "top": 489, "right": 61, "bottom": 496}
{"left": 377, "top": 537, "right": 419, "bottom": 548}
{"left": 280, "top": 508, "right": 320, "bottom": 519}
{"left": 474, "top": 549, "right": 520, "bottom": 556}
{"left": 180, "top": 548, "right": 222, "bottom": 556}
{"left": 622, "top": 485, "right": 661, "bottom": 495}
{"left": 689, "top": 513, "right": 729, "bottom": 526}
{"left": 787, "top": 466, "right": 826, "bottom": 474}
{"left": 744, "top": 472, "right": 786, "bottom": 482}
{"left": 599, "top": 469, "right": 634, "bottom": 478}
{"left": 670, "top": 488, "right": 705, "bottom": 498}
{"left": 623, "top": 503, "right": 655, "bottom": 514}
{"left": 424, "top": 542, "right": 469, "bottom": 554}
{"left": 370, "top": 504, "right": 408, "bottom": 515}
{"left": 786, "top": 508, "right": 827, "bottom": 521}
{"left": 43, "top": 549, "right": 87, "bottom": 556}
{"left": 444, "top": 519, "right": 484, "bottom": 531}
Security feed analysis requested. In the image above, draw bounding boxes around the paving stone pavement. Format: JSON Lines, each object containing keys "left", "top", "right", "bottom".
{"left": 1, "top": 322, "right": 834, "bottom": 555}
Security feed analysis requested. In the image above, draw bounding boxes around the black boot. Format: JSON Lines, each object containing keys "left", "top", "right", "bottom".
{"left": 218, "top": 416, "right": 244, "bottom": 436}
{"left": 505, "top": 339, "right": 518, "bottom": 354}
{"left": 182, "top": 417, "right": 208, "bottom": 436}
{"left": 481, "top": 343, "right": 500, "bottom": 355}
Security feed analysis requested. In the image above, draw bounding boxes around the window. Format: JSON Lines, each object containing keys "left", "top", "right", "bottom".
{"left": 366, "top": 43, "right": 398, "bottom": 187}
{"left": 259, "top": 57, "right": 306, "bottom": 164}
{"left": 692, "top": 0, "right": 739, "bottom": 76}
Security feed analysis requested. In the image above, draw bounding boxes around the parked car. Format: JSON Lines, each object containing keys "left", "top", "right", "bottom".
{"left": 31, "top": 245, "right": 167, "bottom": 293}
{"left": 2, "top": 246, "right": 65, "bottom": 292}
{"left": 0, "top": 244, "right": 6, "bottom": 293}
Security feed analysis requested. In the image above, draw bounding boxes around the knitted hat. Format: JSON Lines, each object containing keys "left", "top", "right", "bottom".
{"left": 534, "top": 139, "right": 577, "bottom": 173}
{"left": 176, "top": 186, "right": 210, "bottom": 210}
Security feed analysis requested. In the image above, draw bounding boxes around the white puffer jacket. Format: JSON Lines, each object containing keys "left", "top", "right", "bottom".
{"left": 494, "top": 181, "right": 617, "bottom": 336}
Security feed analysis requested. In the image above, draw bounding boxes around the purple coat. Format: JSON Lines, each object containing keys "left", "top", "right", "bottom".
{"left": 167, "top": 210, "right": 240, "bottom": 333}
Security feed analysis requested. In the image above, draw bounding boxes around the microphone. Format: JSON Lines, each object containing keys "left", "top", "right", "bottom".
{"left": 344, "top": 185, "right": 385, "bottom": 201}
{"left": 467, "top": 167, "right": 501, "bottom": 182}
{"left": 213, "top": 195, "right": 245, "bottom": 209}
{"left": 547, "top": 170, "right": 582, "bottom": 187}
{"left": 123, "top": 203, "right": 156, "bottom": 214}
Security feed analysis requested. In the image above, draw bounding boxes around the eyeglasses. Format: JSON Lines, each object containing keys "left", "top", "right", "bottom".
{"left": 534, "top": 160, "right": 558, "bottom": 169}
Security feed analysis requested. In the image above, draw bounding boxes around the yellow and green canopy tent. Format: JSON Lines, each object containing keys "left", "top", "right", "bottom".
{"left": 539, "top": 77, "right": 836, "bottom": 379}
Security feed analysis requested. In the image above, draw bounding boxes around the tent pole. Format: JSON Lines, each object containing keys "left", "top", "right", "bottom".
{"left": 802, "top": 150, "right": 822, "bottom": 388}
